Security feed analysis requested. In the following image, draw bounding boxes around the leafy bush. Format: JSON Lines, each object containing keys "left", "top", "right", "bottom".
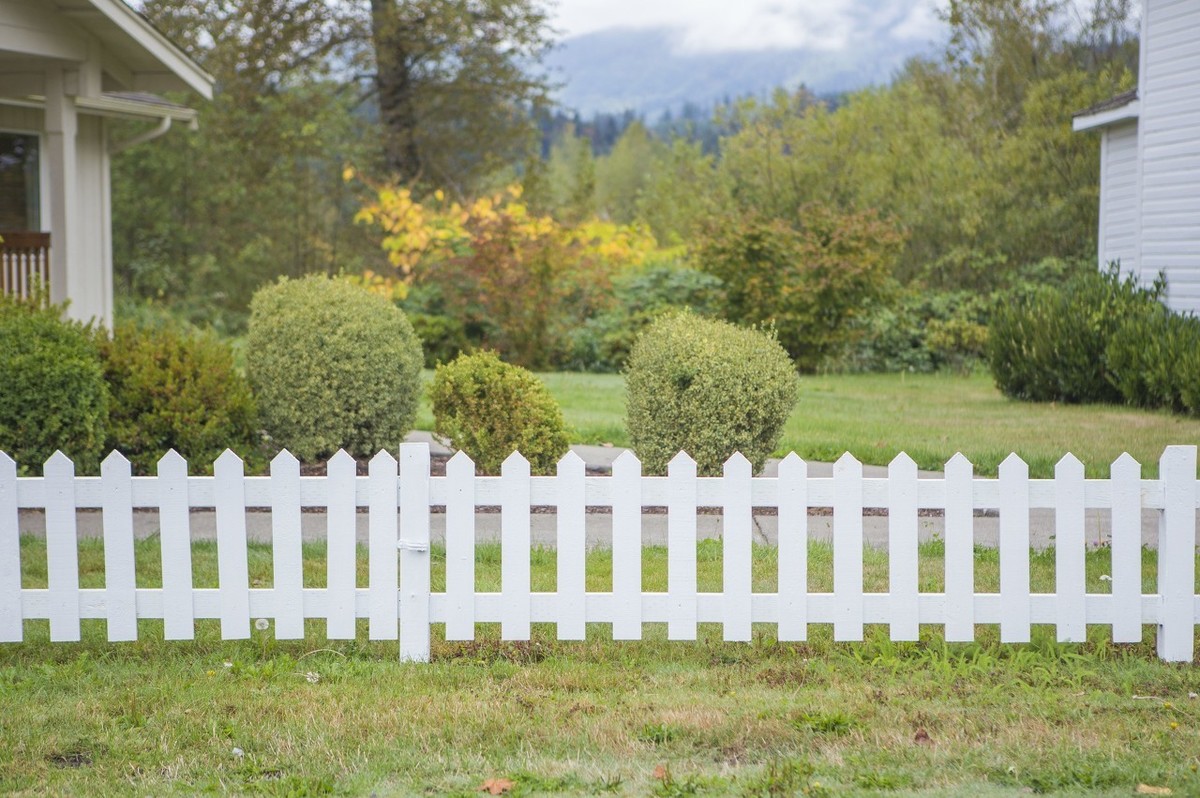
{"left": 987, "top": 267, "right": 1164, "bottom": 403}
{"left": 566, "top": 259, "right": 725, "bottom": 372}
{"left": 834, "top": 290, "right": 989, "bottom": 374}
{"left": 430, "top": 351, "right": 570, "bottom": 475}
{"left": 1106, "top": 307, "right": 1200, "bottom": 414}
{"left": 98, "top": 322, "right": 259, "bottom": 474}
{"left": 0, "top": 298, "right": 108, "bottom": 472}
{"left": 246, "top": 275, "right": 424, "bottom": 460}
{"left": 625, "top": 312, "right": 798, "bottom": 476}
{"left": 695, "top": 204, "right": 904, "bottom": 372}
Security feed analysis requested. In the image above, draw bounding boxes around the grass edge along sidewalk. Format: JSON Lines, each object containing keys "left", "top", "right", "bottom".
{"left": 3, "top": 536, "right": 1199, "bottom": 797}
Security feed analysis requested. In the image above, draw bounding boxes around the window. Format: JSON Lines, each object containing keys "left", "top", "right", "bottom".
{"left": 0, "top": 132, "right": 41, "bottom": 231}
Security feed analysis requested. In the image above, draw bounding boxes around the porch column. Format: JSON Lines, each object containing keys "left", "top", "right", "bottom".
{"left": 43, "top": 67, "right": 78, "bottom": 313}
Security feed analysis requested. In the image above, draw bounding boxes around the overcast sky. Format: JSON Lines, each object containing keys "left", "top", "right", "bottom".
{"left": 549, "top": 0, "right": 946, "bottom": 53}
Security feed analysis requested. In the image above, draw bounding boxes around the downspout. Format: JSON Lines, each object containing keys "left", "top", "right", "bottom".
{"left": 109, "top": 114, "right": 180, "bottom": 155}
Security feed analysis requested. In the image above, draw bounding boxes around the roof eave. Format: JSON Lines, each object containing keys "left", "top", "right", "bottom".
{"left": 87, "top": 0, "right": 214, "bottom": 100}
{"left": 1073, "top": 100, "right": 1140, "bottom": 132}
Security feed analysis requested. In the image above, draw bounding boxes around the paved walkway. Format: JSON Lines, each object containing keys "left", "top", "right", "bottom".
{"left": 17, "top": 432, "right": 1193, "bottom": 550}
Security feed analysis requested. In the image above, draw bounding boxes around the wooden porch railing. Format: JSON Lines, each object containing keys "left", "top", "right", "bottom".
{"left": 0, "top": 232, "right": 50, "bottom": 301}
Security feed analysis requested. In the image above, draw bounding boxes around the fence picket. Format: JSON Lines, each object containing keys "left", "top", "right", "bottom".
{"left": 612, "top": 450, "right": 643, "bottom": 640}
{"left": 998, "top": 453, "right": 1031, "bottom": 643}
{"left": 944, "top": 453, "right": 974, "bottom": 641}
{"left": 45, "top": 451, "right": 80, "bottom": 642}
{"left": 157, "top": 450, "right": 194, "bottom": 640}
{"left": 370, "top": 450, "right": 399, "bottom": 640}
{"left": 501, "top": 452, "right": 531, "bottom": 640}
{"left": 214, "top": 450, "right": 250, "bottom": 639}
{"left": 723, "top": 453, "right": 753, "bottom": 642}
{"left": 667, "top": 452, "right": 698, "bottom": 641}
{"left": 1157, "top": 445, "right": 1197, "bottom": 662}
{"left": 446, "top": 452, "right": 477, "bottom": 641}
{"left": 399, "top": 443, "right": 430, "bottom": 661}
{"left": 101, "top": 452, "right": 137, "bottom": 641}
{"left": 556, "top": 451, "right": 586, "bottom": 640}
{"left": 1054, "top": 454, "right": 1086, "bottom": 642}
{"left": 888, "top": 453, "right": 919, "bottom": 641}
{"left": 777, "top": 453, "right": 807, "bottom": 641}
{"left": 326, "top": 450, "right": 357, "bottom": 639}
{"left": 1109, "top": 453, "right": 1142, "bottom": 643}
{"left": 271, "top": 450, "right": 304, "bottom": 639}
{"left": 0, "top": 453, "right": 22, "bottom": 642}
{"left": 833, "top": 453, "right": 864, "bottom": 641}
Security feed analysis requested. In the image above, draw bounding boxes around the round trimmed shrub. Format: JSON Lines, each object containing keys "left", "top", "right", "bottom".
{"left": 246, "top": 275, "right": 423, "bottom": 460}
{"left": 98, "top": 322, "right": 259, "bottom": 474}
{"left": 625, "top": 311, "right": 799, "bottom": 476}
{"left": 431, "top": 351, "right": 570, "bottom": 475}
{"left": 0, "top": 300, "right": 108, "bottom": 472}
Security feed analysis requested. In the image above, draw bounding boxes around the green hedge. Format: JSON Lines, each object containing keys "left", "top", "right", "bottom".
{"left": 246, "top": 275, "right": 423, "bottom": 460}
{"left": 625, "top": 312, "right": 798, "bottom": 476}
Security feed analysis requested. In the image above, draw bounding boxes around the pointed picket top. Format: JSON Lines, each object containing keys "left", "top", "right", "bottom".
{"left": 668, "top": 450, "right": 696, "bottom": 471}
{"left": 723, "top": 451, "right": 751, "bottom": 477}
{"left": 158, "top": 448, "right": 188, "bottom": 472}
{"left": 889, "top": 451, "right": 917, "bottom": 471}
{"left": 271, "top": 449, "right": 299, "bottom": 470}
{"left": 1055, "top": 452, "right": 1084, "bottom": 478}
{"left": 328, "top": 448, "right": 355, "bottom": 469}
{"left": 778, "top": 451, "right": 806, "bottom": 479}
{"left": 44, "top": 451, "right": 74, "bottom": 475}
{"left": 0, "top": 450, "right": 14, "bottom": 474}
{"left": 612, "top": 449, "right": 641, "bottom": 475}
{"left": 102, "top": 450, "right": 130, "bottom": 471}
{"left": 449, "top": 450, "right": 476, "bottom": 476}
{"left": 999, "top": 452, "right": 1028, "bottom": 475}
{"left": 369, "top": 448, "right": 397, "bottom": 470}
{"left": 945, "top": 452, "right": 973, "bottom": 473}
{"left": 214, "top": 448, "right": 244, "bottom": 469}
{"left": 556, "top": 449, "right": 584, "bottom": 471}
{"left": 834, "top": 451, "right": 862, "bottom": 476}
{"left": 502, "top": 450, "right": 530, "bottom": 474}
{"left": 1111, "top": 451, "right": 1140, "bottom": 471}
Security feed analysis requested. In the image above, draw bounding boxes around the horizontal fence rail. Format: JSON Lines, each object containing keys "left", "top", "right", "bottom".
{"left": 1, "top": 445, "right": 1197, "bottom": 662}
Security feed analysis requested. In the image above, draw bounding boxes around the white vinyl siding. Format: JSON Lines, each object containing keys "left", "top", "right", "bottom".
{"left": 1099, "top": 121, "right": 1139, "bottom": 275}
{"left": 1139, "top": 0, "right": 1200, "bottom": 315}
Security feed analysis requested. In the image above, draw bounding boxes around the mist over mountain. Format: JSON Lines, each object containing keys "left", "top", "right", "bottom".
{"left": 545, "top": 26, "right": 940, "bottom": 117}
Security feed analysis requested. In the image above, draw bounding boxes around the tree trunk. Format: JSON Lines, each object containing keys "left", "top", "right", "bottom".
{"left": 370, "top": 0, "right": 421, "bottom": 182}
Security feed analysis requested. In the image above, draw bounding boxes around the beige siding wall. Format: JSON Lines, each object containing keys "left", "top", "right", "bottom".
{"left": 1140, "top": 0, "right": 1200, "bottom": 314}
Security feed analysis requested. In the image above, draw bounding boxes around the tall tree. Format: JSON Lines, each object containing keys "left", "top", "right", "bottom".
{"left": 365, "top": 0, "right": 555, "bottom": 193}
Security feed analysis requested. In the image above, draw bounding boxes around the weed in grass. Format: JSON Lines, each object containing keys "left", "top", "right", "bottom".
{"left": 739, "top": 758, "right": 816, "bottom": 797}
{"left": 791, "top": 710, "right": 856, "bottom": 736}
{"left": 639, "top": 722, "right": 681, "bottom": 745}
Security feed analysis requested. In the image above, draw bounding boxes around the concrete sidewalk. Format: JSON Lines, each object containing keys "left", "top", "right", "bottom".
{"left": 17, "top": 432, "right": 1195, "bottom": 550}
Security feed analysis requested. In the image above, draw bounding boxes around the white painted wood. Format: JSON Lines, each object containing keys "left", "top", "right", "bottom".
{"left": 1109, "top": 453, "right": 1142, "bottom": 643}
{"left": 1098, "top": 122, "right": 1140, "bottom": 273}
{"left": 723, "top": 452, "right": 753, "bottom": 642}
{"left": 399, "top": 443, "right": 430, "bottom": 661}
{"left": 776, "top": 453, "right": 807, "bottom": 641}
{"left": 1054, "top": 454, "right": 1086, "bottom": 642}
{"left": 998, "top": 454, "right": 1031, "bottom": 643}
{"left": 501, "top": 452, "right": 531, "bottom": 640}
{"left": 326, "top": 450, "right": 357, "bottom": 639}
{"left": 832, "top": 453, "right": 864, "bottom": 641}
{"left": 944, "top": 453, "right": 974, "bottom": 641}
{"left": 0, "top": 452, "right": 23, "bottom": 642}
{"left": 369, "top": 450, "right": 399, "bottom": 641}
{"left": 1156, "top": 445, "right": 1196, "bottom": 662}
{"left": 667, "top": 452, "right": 698, "bottom": 640}
{"left": 556, "top": 451, "right": 586, "bottom": 640}
{"left": 612, "top": 450, "right": 643, "bottom": 640}
{"left": 44, "top": 451, "right": 80, "bottom": 642}
{"left": 214, "top": 450, "right": 250, "bottom": 639}
{"left": 445, "top": 452, "right": 477, "bottom": 641}
{"left": 888, "top": 453, "right": 919, "bottom": 641}
{"left": 100, "top": 451, "right": 137, "bottom": 641}
{"left": 157, "top": 450, "right": 193, "bottom": 640}
{"left": 270, "top": 450, "right": 304, "bottom": 640}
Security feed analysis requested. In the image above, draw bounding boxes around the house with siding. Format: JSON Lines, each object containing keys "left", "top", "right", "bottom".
{"left": 1074, "top": 0, "right": 1200, "bottom": 315}
{"left": 0, "top": 0, "right": 212, "bottom": 326}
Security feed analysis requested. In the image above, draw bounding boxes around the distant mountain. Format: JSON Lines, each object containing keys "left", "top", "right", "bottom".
{"left": 545, "top": 27, "right": 938, "bottom": 118}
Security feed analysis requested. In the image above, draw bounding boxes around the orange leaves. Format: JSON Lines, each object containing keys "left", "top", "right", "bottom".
{"left": 479, "top": 777, "right": 515, "bottom": 794}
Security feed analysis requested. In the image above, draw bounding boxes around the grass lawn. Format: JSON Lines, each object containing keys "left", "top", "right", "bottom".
{"left": 4, "top": 537, "right": 1200, "bottom": 796}
{"left": 418, "top": 371, "right": 1200, "bottom": 478}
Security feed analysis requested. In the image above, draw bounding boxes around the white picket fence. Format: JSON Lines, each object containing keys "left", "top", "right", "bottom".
{"left": 1, "top": 444, "right": 1197, "bottom": 662}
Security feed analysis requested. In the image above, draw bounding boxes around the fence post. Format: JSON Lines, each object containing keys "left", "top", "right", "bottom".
{"left": 0, "top": 452, "right": 21, "bottom": 643}
{"left": 1157, "top": 445, "right": 1196, "bottom": 663}
{"left": 399, "top": 442, "right": 431, "bottom": 662}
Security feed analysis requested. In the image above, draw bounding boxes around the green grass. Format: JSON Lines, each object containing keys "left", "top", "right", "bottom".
{"left": 418, "top": 370, "right": 1200, "bottom": 478}
{"left": 4, "top": 536, "right": 1200, "bottom": 796}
